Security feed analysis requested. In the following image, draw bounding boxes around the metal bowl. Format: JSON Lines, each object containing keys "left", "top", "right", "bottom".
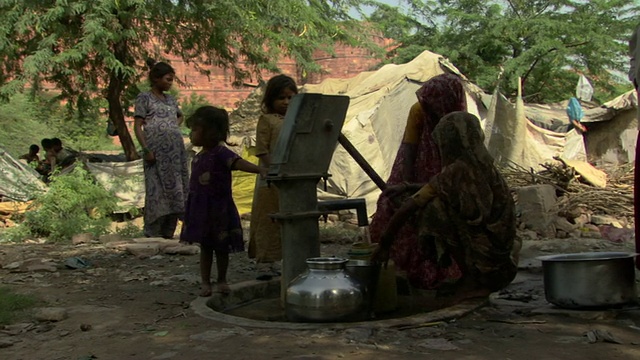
{"left": 537, "top": 252, "right": 638, "bottom": 309}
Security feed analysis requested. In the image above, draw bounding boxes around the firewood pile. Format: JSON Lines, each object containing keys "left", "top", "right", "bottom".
{"left": 501, "top": 161, "right": 634, "bottom": 218}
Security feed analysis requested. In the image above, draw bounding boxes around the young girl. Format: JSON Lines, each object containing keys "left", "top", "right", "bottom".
{"left": 181, "top": 106, "right": 267, "bottom": 297}
{"left": 248, "top": 74, "right": 298, "bottom": 280}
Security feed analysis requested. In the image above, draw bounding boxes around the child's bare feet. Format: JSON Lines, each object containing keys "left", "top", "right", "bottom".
{"left": 199, "top": 283, "right": 213, "bottom": 297}
{"left": 215, "top": 282, "right": 231, "bottom": 295}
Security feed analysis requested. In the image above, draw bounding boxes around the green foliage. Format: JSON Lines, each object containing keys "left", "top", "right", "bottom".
{"left": 0, "top": 0, "right": 379, "bottom": 157}
{"left": 180, "top": 92, "right": 215, "bottom": 135}
{"left": 0, "top": 224, "right": 32, "bottom": 244}
{"left": 0, "top": 92, "right": 117, "bottom": 159}
{"left": 0, "top": 94, "right": 51, "bottom": 158}
{"left": 19, "top": 166, "right": 118, "bottom": 242}
{"left": 373, "top": 0, "right": 639, "bottom": 103}
{"left": 115, "top": 221, "right": 143, "bottom": 239}
{"left": 0, "top": 287, "right": 37, "bottom": 325}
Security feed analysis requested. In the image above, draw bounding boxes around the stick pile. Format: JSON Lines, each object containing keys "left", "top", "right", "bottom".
{"left": 501, "top": 161, "right": 634, "bottom": 218}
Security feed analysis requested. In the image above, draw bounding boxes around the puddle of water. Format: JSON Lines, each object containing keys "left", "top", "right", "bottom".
{"left": 222, "top": 294, "right": 439, "bottom": 323}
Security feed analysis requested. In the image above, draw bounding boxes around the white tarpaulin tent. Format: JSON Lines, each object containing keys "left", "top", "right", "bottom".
{"left": 0, "top": 148, "right": 46, "bottom": 202}
{"left": 302, "top": 50, "right": 486, "bottom": 215}
{"left": 483, "top": 89, "right": 588, "bottom": 171}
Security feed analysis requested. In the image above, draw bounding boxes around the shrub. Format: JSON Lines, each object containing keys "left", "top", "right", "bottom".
{"left": 20, "top": 166, "right": 117, "bottom": 241}
{"left": 0, "top": 287, "right": 37, "bottom": 325}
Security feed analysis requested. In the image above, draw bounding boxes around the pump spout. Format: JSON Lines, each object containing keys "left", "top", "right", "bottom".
{"left": 317, "top": 199, "right": 368, "bottom": 226}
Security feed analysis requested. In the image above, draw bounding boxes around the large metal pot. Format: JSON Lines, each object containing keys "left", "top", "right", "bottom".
{"left": 538, "top": 252, "right": 638, "bottom": 309}
{"left": 286, "top": 257, "right": 364, "bottom": 322}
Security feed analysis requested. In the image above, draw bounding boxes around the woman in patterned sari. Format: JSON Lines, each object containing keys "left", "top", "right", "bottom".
{"left": 374, "top": 112, "right": 519, "bottom": 302}
{"left": 368, "top": 73, "right": 467, "bottom": 289}
{"left": 134, "top": 59, "right": 189, "bottom": 238}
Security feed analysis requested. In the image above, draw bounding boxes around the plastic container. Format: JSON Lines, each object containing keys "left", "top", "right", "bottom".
{"left": 347, "top": 242, "right": 398, "bottom": 314}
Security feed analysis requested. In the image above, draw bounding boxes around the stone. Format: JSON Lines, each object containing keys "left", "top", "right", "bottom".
{"left": 132, "top": 238, "right": 180, "bottom": 251}
{"left": 105, "top": 241, "right": 129, "bottom": 249}
{"left": 72, "top": 233, "right": 94, "bottom": 245}
{"left": 515, "top": 185, "right": 558, "bottom": 237}
{"left": 125, "top": 243, "right": 160, "bottom": 259}
{"left": 581, "top": 230, "right": 602, "bottom": 239}
{"left": 99, "top": 234, "right": 123, "bottom": 244}
{"left": 599, "top": 225, "right": 634, "bottom": 243}
{"left": 519, "top": 230, "right": 539, "bottom": 240}
{"left": 554, "top": 216, "right": 578, "bottom": 233}
{"left": 590, "top": 215, "right": 624, "bottom": 228}
{"left": 572, "top": 214, "right": 591, "bottom": 228}
{"left": 556, "top": 230, "right": 569, "bottom": 239}
{"left": 0, "top": 338, "right": 14, "bottom": 348}
{"left": 34, "top": 307, "right": 68, "bottom": 322}
{"left": 417, "top": 338, "right": 460, "bottom": 351}
{"left": 163, "top": 245, "right": 200, "bottom": 256}
{"left": 152, "top": 352, "right": 178, "bottom": 360}
{"left": 5, "top": 259, "right": 57, "bottom": 273}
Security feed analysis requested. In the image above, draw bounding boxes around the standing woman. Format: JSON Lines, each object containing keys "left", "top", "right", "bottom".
{"left": 134, "top": 59, "right": 189, "bottom": 238}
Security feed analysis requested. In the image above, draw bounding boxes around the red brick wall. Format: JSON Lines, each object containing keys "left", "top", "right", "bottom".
{"left": 167, "top": 37, "right": 393, "bottom": 110}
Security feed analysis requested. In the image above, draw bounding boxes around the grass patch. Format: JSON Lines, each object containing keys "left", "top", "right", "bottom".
{"left": 319, "top": 223, "right": 362, "bottom": 244}
{"left": 0, "top": 287, "right": 37, "bottom": 325}
{"left": 115, "top": 221, "right": 144, "bottom": 238}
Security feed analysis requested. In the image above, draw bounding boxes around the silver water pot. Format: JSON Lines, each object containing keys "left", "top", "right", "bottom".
{"left": 286, "top": 257, "right": 364, "bottom": 322}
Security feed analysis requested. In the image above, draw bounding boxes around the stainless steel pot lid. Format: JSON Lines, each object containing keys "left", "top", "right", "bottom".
{"left": 537, "top": 252, "right": 638, "bottom": 262}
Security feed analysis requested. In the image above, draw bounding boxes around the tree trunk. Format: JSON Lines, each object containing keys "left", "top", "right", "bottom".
{"left": 108, "top": 9, "right": 139, "bottom": 161}
{"left": 107, "top": 71, "right": 139, "bottom": 161}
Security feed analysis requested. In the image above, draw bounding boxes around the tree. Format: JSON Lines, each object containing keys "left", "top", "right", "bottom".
{"left": 0, "top": 0, "right": 378, "bottom": 160}
{"left": 372, "top": 0, "right": 639, "bottom": 103}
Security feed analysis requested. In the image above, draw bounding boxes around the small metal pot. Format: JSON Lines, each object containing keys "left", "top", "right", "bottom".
{"left": 538, "top": 252, "right": 638, "bottom": 309}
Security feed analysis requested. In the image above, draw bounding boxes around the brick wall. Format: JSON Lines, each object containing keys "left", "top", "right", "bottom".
{"left": 167, "top": 37, "right": 393, "bottom": 110}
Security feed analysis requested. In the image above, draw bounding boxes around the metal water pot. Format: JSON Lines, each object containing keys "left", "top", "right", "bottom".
{"left": 286, "top": 257, "right": 364, "bottom": 322}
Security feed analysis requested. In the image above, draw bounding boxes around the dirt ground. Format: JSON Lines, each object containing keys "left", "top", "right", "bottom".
{"left": 1, "top": 225, "right": 640, "bottom": 360}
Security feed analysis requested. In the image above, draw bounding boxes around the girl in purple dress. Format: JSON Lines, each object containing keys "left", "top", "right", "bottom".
{"left": 181, "top": 106, "right": 267, "bottom": 296}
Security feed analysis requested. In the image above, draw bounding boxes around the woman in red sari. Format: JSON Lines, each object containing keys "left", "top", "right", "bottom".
{"left": 368, "top": 73, "right": 467, "bottom": 290}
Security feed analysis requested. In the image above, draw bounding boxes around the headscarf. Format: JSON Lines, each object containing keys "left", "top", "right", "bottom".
{"left": 416, "top": 73, "right": 467, "bottom": 131}
{"left": 431, "top": 111, "right": 504, "bottom": 226}
{"left": 432, "top": 111, "right": 494, "bottom": 169}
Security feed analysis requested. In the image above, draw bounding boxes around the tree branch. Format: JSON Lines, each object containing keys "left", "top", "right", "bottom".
{"left": 521, "top": 41, "right": 589, "bottom": 88}
{"left": 505, "top": 0, "right": 521, "bottom": 18}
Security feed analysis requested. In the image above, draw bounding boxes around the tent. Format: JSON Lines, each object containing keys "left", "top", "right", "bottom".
{"left": 302, "top": 50, "right": 487, "bottom": 216}
{"left": 484, "top": 88, "right": 639, "bottom": 169}
{"left": 581, "top": 90, "right": 638, "bottom": 165}
{"left": 0, "top": 148, "right": 46, "bottom": 202}
{"left": 83, "top": 136, "right": 259, "bottom": 214}
{"left": 483, "top": 89, "right": 589, "bottom": 171}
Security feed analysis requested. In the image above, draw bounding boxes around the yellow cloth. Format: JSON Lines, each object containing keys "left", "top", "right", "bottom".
{"left": 232, "top": 145, "right": 259, "bottom": 215}
{"left": 249, "top": 113, "right": 284, "bottom": 262}
{"left": 255, "top": 113, "right": 285, "bottom": 157}
{"left": 411, "top": 183, "right": 437, "bottom": 207}
{"left": 402, "top": 102, "right": 425, "bottom": 145}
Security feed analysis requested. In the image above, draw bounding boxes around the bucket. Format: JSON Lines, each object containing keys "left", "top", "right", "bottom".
{"left": 347, "top": 242, "right": 377, "bottom": 260}
{"left": 346, "top": 259, "right": 380, "bottom": 318}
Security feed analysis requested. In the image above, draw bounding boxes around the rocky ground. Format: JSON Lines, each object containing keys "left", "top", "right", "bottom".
{"left": 1, "top": 222, "right": 640, "bottom": 360}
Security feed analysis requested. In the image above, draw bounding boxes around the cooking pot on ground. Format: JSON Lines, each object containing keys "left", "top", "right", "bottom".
{"left": 537, "top": 252, "right": 638, "bottom": 309}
